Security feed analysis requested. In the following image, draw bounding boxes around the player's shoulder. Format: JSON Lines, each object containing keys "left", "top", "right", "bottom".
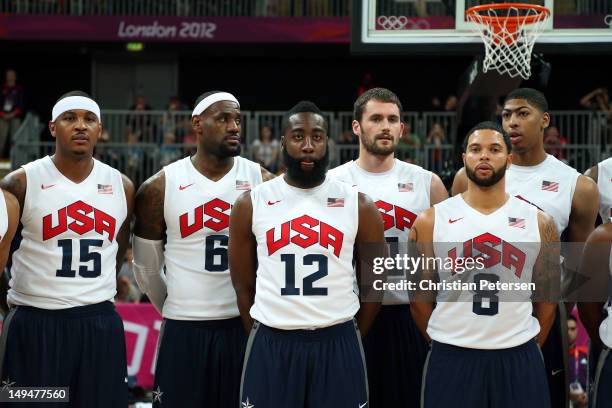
{"left": 394, "top": 158, "right": 430, "bottom": 175}
{"left": 327, "top": 161, "right": 354, "bottom": 181}
{"left": 599, "top": 156, "right": 612, "bottom": 169}
{"left": 588, "top": 222, "right": 612, "bottom": 243}
{"left": 544, "top": 154, "right": 579, "bottom": 175}
{"left": 136, "top": 169, "right": 165, "bottom": 198}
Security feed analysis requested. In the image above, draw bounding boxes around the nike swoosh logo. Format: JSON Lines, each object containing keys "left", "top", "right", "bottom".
{"left": 359, "top": 403, "right": 368, "bottom": 408}
{"left": 41, "top": 184, "right": 56, "bottom": 190}
{"left": 267, "top": 200, "right": 281, "bottom": 205}
{"left": 179, "top": 183, "right": 194, "bottom": 191}
{"left": 552, "top": 369, "right": 564, "bottom": 376}
{"left": 449, "top": 217, "right": 464, "bottom": 224}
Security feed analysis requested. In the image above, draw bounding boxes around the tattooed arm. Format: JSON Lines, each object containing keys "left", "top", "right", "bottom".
{"left": 0, "top": 190, "right": 19, "bottom": 276}
{"left": 533, "top": 211, "right": 561, "bottom": 347}
{"left": 0, "top": 168, "right": 26, "bottom": 218}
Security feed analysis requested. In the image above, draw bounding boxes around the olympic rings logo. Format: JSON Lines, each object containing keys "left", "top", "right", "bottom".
{"left": 605, "top": 15, "right": 612, "bottom": 28}
{"left": 376, "top": 15, "right": 431, "bottom": 30}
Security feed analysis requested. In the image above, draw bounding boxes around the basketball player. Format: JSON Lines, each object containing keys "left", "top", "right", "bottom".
{"left": 412, "top": 121, "right": 558, "bottom": 408}
{"left": 584, "top": 158, "right": 612, "bottom": 223}
{"left": 229, "top": 101, "right": 386, "bottom": 408}
{"left": 328, "top": 87, "right": 448, "bottom": 408}
{"left": 451, "top": 88, "right": 599, "bottom": 408}
{"left": 133, "top": 91, "right": 274, "bottom": 407}
{"left": 577, "top": 225, "right": 612, "bottom": 408}
{"left": 0, "top": 91, "right": 133, "bottom": 407}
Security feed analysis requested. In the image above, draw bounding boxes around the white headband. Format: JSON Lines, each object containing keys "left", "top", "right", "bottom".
{"left": 192, "top": 92, "right": 239, "bottom": 117}
{"left": 52, "top": 96, "right": 101, "bottom": 122}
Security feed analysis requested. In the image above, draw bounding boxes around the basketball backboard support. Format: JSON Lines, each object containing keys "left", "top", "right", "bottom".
{"left": 352, "top": 0, "right": 612, "bottom": 55}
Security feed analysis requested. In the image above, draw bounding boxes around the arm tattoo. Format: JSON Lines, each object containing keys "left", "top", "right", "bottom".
{"left": 134, "top": 176, "right": 165, "bottom": 239}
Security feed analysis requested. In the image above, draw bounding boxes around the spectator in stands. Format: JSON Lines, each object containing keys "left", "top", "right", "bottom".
{"left": 338, "top": 130, "right": 358, "bottom": 164}
{"left": 544, "top": 126, "right": 568, "bottom": 163}
{"left": 159, "top": 132, "right": 181, "bottom": 166}
{"left": 162, "top": 96, "right": 188, "bottom": 142}
{"left": 252, "top": 124, "right": 280, "bottom": 172}
{"left": 399, "top": 121, "right": 422, "bottom": 164}
{"left": 126, "top": 131, "right": 144, "bottom": 184}
{"left": 356, "top": 72, "right": 374, "bottom": 97}
{"left": 427, "top": 122, "right": 446, "bottom": 172}
{"left": 118, "top": 246, "right": 142, "bottom": 302}
{"left": 0, "top": 69, "right": 25, "bottom": 158}
{"left": 567, "top": 315, "right": 588, "bottom": 408}
{"left": 580, "top": 87, "right": 611, "bottom": 112}
{"left": 127, "top": 95, "right": 154, "bottom": 142}
{"left": 444, "top": 95, "right": 458, "bottom": 111}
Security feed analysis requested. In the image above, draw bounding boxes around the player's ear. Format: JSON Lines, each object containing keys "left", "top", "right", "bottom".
{"left": 507, "top": 152, "right": 513, "bottom": 168}
{"left": 351, "top": 120, "right": 361, "bottom": 137}
{"left": 48, "top": 121, "right": 57, "bottom": 138}
{"left": 280, "top": 135, "right": 285, "bottom": 150}
{"left": 462, "top": 152, "right": 466, "bottom": 166}
{"left": 541, "top": 112, "right": 550, "bottom": 130}
{"left": 191, "top": 115, "right": 201, "bottom": 131}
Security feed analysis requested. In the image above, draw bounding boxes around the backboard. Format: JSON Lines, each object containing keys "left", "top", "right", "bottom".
{"left": 352, "top": 0, "right": 612, "bottom": 54}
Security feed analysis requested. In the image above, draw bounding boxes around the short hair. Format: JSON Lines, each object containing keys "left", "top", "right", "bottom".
{"left": 462, "top": 121, "right": 512, "bottom": 153}
{"left": 193, "top": 90, "right": 223, "bottom": 108}
{"left": 504, "top": 88, "right": 549, "bottom": 113}
{"left": 567, "top": 315, "right": 577, "bottom": 324}
{"left": 56, "top": 90, "right": 92, "bottom": 103}
{"left": 353, "top": 87, "right": 403, "bottom": 122}
{"left": 282, "top": 100, "right": 327, "bottom": 132}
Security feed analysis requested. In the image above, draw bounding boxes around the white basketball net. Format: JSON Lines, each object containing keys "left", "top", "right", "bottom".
{"left": 467, "top": 5, "right": 550, "bottom": 79}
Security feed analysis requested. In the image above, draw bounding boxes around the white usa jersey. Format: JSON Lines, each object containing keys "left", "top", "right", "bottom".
{"left": 329, "top": 159, "right": 432, "bottom": 304}
{"left": 597, "top": 157, "right": 612, "bottom": 223}
{"left": 599, "top": 249, "right": 612, "bottom": 348}
{"left": 506, "top": 154, "right": 579, "bottom": 235}
{"left": 163, "top": 156, "right": 262, "bottom": 320}
{"left": 427, "top": 195, "right": 541, "bottom": 349}
{"left": 250, "top": 176, "right": 359, "bottom": 330}
{"left": 9, "top": 156, "right": 127, "bottom": 309}
{"left": 0, "top": 191, "right": 9, "bottom": 241}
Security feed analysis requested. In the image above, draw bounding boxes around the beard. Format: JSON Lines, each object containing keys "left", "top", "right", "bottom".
{"left": 202, "top": 136, "right": 241, "bottom": 159}
{"left": 360, "top": 130, "right": 398, "bottom": 156}
{"left": 465, "top": 163, "right": 506, "bottom": 187}
{"left": 282, "top": 145, "right": 329, "bottom": 187}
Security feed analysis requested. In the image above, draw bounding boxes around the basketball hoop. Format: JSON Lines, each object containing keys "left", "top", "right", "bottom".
{"left": 466, "top": 3, "right": 550, "bottom": 79}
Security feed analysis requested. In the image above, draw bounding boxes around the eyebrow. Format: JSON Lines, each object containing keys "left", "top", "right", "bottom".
{"left": 501, "top": 105, "right": 531, "bottom": 114}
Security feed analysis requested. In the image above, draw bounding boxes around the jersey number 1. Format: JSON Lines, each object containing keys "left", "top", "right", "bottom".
{"left": 56, "top": 239, "right": 103, "bottom": 278}
{"left": 281, "top": 254, "right": 328, "bottom": 296}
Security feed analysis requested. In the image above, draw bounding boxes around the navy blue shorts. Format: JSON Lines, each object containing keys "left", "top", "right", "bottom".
{"left": 153, "top": 317, "right": 246, "bottom": 408}
{"left": 240, "top": 319, "right": 368, "bottom": 408}
{"left": 594, "top": 347, "right": 612, "bottom": 408}
{"left": 0, "top": 301, "right": 127, "bottom": 408}
{"left": 422, "top": 340, "right": 551, "bottom": 408}
{"left": 363, "top": 304, "right": 427, "bottom": 408}
{"left": 541, "top": 305, "right": 569, "bottom": 408}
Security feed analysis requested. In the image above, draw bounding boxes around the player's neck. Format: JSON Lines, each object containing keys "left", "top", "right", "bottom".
{"left": 283, "top": 173, "right": 326, "bottom": 190}
{"left": 511, "top": 147, "right": 547, "bottom": 167}
{"left": 191, "top": 152, "right": 234, "bottom": 182}
{"left": 463, "top": 181, "right": 508, "bottom": 214}
{"left": 50, "top": 152, "right": 94, "bottom": 184}
{"left": 355, "top": 152, "right": 395, "bottom": 173}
